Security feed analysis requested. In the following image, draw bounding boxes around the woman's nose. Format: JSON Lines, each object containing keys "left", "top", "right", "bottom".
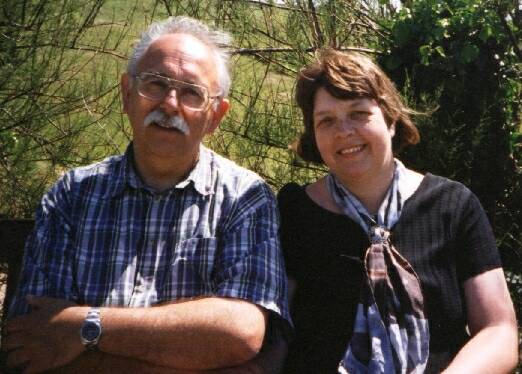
{"left": 335, "top": 120, "right": 356, "bottom": 137}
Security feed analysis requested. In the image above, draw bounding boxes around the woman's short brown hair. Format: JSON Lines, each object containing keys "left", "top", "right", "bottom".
{"left": 294, "top": 48, "right": 420, "bottom": 164}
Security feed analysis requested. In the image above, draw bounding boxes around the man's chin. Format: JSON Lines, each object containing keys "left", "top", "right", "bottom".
{"left": 145, "top": 141, "right": 186, "bottom": 158}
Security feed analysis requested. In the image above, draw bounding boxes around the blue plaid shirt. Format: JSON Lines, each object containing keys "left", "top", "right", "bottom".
{"left": 9, "top": 144, "right": 291, "bottom": 328}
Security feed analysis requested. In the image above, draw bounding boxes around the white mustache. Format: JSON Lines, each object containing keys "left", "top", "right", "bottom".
{"left": 143, "top": 110, "right": 190, "bottom": 135}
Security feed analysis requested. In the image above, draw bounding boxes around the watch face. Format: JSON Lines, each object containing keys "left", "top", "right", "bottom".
{"left": 82, "top": 321, "right": 101, "bottom": 342}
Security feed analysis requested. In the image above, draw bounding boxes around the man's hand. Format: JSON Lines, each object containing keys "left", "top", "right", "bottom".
{"left": 3, "top": 296, "right": 87, "bottom": 373}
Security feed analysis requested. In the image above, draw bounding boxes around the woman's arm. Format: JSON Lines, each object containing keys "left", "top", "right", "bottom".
{"left": 443, "top": 268, "right": 518, "bottom": 374}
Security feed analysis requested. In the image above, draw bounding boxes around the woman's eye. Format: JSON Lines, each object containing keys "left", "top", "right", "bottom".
{"left": 351, "top": 111, "right": 370, "bottom": 120}
{"left": 317, "top": 118, "right": 334, "bottom": 128}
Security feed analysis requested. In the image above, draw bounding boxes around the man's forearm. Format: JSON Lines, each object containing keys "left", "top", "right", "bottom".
{"left": 55, "top": 334, "right": 287, "bottom": 374}
{"left": 218, "top": 333, "right": 288, "bottom": 374}
{"left": 3, "top": 296, "right": 266, "bottom": 372}
{"left": 52, "top": 351, "right": 198, "bottom": 374}
{"left": 90, "top": 297, "right": 267, "bottom": 370}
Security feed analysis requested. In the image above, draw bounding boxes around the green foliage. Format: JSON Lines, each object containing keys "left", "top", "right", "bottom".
{"left": 378, "top": 0, "right": 522, "bottom": 317}
{"left": 1, "top": 0, "right": 521, "bottom": 356}
{"left": 1, "top": 0, "right": 355, "bottom": 217}
{"left": 203, "top": 0, "right": 381, "bottom": 188}
{"left": 0, "top": 0, "right": 142, "bottom": 217}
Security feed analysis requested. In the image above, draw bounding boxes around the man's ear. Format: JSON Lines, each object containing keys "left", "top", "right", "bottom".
{"left": 206, "top": 98, "right": 230, "bottom": 135}
{"left": 121, "top": 73, "right": 131, "bottom": 114}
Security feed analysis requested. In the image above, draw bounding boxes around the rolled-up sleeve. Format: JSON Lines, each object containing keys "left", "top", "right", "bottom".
{"left": 212, "top": 179, "right": 292, "bottom": 331}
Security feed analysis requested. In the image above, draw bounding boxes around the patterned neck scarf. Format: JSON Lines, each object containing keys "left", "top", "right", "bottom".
{"left": 327, "top": 159, "right": 429, "bottom": 374}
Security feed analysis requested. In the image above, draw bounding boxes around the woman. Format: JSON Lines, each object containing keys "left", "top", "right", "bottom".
{"left": 278, "top": 49, "right": 517, "bottom": 373}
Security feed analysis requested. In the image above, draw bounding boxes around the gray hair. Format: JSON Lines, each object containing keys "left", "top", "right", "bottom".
{"left": 127, "top": 16, "right": 232, "bottom": 97}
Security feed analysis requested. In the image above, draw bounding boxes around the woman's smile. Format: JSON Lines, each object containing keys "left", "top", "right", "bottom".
{"left": 338, "top": 144, "right": 366, "bottom": 156}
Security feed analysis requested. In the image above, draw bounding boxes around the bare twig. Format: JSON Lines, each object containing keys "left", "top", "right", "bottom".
{"left": 12, "top": 43, "right": 126, "bottom": 59}
{"left": 220, "top": 0, "right": 325, "bottom": 15}
{"left": 231, "top": 46, "right": 379, "bottom": 55}
{"left": 307, "top": 0, "right": 324, "bottom": 47}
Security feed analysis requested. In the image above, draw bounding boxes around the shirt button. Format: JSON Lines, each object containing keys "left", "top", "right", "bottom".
{"left": 134, "top": 284, "right": 145, "bottom": 292}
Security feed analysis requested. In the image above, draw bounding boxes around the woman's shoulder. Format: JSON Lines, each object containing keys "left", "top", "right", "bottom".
{"left": 277, "top": 182, "right": 308, "bottom": 210}
{"left": 278, "top": 182, "right": 306, "bottom": 198}
{"left": 405, "top": 173, "right": 481, "bottom": 221}
{"left": 414, "top": 173, "right": 474, "bottom": 200}
{"left": 278, "top": 179, "right": 345, "bottom": 220}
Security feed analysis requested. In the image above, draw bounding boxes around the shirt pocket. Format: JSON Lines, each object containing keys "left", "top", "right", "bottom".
{"left": 160, "top": 237, "right": 218, "bottom": 300}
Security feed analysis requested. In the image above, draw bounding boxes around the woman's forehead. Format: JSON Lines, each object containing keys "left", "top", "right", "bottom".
{"left": 314, "top": 88, "right": 375, "bottom": 111}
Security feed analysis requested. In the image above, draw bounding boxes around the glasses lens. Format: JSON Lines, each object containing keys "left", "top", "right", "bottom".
{"left": 137, "top": 75, "right": 168, "bottom": 100}
{"left": 178, "top": 82, "right": 207, "bottom": 109}
{"left": 137, "top": 74, "right": 209, "bottom": 110}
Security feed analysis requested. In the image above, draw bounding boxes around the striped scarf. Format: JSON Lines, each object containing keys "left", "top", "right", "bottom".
{"left": 327, "top": 159, "right": 429, "bottom": 374}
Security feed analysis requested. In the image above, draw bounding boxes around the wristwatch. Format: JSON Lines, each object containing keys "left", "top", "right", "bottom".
{"left": 80, "top": 307, "right": 102, "bottom": 351}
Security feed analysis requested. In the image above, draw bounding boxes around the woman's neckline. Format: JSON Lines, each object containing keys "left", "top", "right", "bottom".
{"left": 303, "top": 172, "right": 431, "bottom": 217}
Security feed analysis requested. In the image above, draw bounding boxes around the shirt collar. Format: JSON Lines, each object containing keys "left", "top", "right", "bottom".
{"left": 108, "top": 143, "right": 214, "bottom": 198}
{"left": 175, "top": 144, "right": 214, "bottom": 196}
{"left": 105, "top": 143, "right": 138, "bottom": 198}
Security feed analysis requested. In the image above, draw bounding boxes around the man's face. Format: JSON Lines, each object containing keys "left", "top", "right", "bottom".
{"left": 121, "top": 33, "right": 229, "bottom": 165}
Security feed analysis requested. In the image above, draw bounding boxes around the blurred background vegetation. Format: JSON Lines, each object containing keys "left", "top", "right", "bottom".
{"left": 1, "top": 0, "right": 521, "bottom": 356}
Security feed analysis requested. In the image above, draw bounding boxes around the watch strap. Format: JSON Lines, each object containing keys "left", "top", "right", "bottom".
{"left": 85, "top": 307, "right": 100, "bottom": 322}
{"left": 80, "top": 307, "right": 102, "bottom": 350}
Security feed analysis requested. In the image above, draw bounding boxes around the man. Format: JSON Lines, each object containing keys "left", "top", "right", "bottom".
{"left": 3, "top": 16, "right": 290, "bottom": 373}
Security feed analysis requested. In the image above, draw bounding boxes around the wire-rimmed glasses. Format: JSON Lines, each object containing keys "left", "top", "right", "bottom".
{"left": 134, "top": 72, "right": 221, "bottom": 111}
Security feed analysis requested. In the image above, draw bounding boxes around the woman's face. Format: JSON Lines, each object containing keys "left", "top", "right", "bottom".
{"left": 313, "top": 87, "right": 395, "bottom": 184}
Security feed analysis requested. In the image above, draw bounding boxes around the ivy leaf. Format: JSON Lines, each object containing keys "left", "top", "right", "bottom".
{"left": 509, "top": 131, "right": 522, "bottom": 153}
{"left": 438, "top": 18, "right": 450, "bottom": 28}
{"left": 459, "top": 44, "right": 479, "bottom": 63}
{"left": 435, "top": 46, "right": 446, "bottom": 58}
{"left": 419, "top": 45, "right": 432, "bottom": 65}
{"left": 385, "top": 55, "right": 402, "bottom": 70}
{"left": 479, "top": 25, "right": 493, "bottom": 42}
{"left": 393, "top": 23, "right": 411, "bottom": 47}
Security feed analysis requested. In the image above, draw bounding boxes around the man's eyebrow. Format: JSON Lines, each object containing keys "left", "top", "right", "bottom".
{"left": 139, "top": 70, "right": 163, "bottom": 77}
{"left": 143, "top": 71, "right": 204, "bottom": 86}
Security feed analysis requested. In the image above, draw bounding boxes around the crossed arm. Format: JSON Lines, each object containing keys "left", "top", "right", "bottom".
{"left": 2, "top": 174, "right": 290, "bottom": 373}
{"left": 442, "top": 268, "right": 518, "bottom": 374}
{"left": 3, "top": 295, "right": 280, "bottom": 373}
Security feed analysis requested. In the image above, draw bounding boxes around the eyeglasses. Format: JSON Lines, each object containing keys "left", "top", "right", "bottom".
{"left": 133, "top": 72, "right": 221, "bottom": 111}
